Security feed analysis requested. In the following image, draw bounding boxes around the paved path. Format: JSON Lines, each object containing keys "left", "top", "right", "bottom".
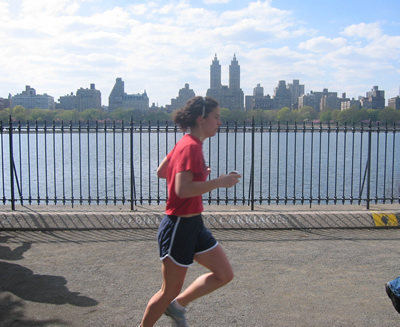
{"left": 1, "top": 227, "right": 400, "bottom": 326}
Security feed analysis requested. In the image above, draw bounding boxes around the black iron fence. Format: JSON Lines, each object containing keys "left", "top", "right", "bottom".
{"left": 1, "top": 117, "right": 399, "bottom": 210}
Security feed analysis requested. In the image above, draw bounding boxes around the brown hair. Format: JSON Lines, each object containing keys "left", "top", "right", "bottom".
{"left": 173, "top": 96, "right": 219, "bottom": 132}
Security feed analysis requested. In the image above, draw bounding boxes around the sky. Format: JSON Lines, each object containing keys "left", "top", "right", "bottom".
{"left": 1, "top": 0, "right": 400, "bottom": 107}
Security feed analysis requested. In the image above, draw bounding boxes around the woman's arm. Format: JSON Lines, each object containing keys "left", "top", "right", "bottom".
{"left": 175, "top": 170, "right": 241, "bottom": 198}
{"left": 157, "top": 157, "right": 168, "bottom": 179}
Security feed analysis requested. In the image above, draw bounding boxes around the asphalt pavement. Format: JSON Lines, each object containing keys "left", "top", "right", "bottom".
{"left": 1, "top": 204, "right": 400, "bottom": 326}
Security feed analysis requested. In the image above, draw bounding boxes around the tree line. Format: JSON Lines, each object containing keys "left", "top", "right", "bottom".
{"left": 1, "top": 104, "right": 399, "bottom": 125}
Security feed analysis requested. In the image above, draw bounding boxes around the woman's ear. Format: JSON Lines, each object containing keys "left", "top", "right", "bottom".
{"left": 196, "top": 115, "right": 205, "bottom": 125}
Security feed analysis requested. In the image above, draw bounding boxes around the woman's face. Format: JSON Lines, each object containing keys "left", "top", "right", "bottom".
{"left": 202, "top": 106, "right": 222, "bottom": 138}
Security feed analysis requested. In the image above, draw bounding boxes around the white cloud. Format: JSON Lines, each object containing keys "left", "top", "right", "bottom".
{"left": 203, "top": 0, "right": 231, "bottom": 4}
{"left": 298, "top": 36, "right": 347, "bottom": 53}
{"left": 342, "top": 22, "right": 383, "bottom": 40}
{"left": 20, "top": 0, "right": 81, "bottom": 16}
{"left": 0, "top": 0, "right": 399, "bottom": 105}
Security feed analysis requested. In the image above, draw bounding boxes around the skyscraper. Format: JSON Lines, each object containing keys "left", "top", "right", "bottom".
{"left": 206, "top": 54, "right": 244, "bottom": 110}
{"left": 108, "top": 77, "right": 149, "bottom": 111}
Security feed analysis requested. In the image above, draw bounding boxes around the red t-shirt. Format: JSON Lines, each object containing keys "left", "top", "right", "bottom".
{"left": 165, "top": 134, "right": 207, "bottom": 216}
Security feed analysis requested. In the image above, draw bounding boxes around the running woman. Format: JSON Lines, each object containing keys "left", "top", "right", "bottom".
{"left": 139, "top": 96, "right": 241, "bottom": 327}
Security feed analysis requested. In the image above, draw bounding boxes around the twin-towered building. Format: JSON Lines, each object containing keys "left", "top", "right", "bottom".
{"left": 206, "top": 54, "right": 245, "bottom": 111}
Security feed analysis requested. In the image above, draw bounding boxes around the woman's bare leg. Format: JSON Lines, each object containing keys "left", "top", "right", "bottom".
{"left": 140, "top": 257, "right": 188, "bottom": 327}
{"left": 174, "top": 244, "right": 233, "bottom": 307}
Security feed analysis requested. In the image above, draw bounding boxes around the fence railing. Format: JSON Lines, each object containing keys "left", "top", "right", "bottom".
{"left": 1, "top": 117, "right": 399, "bottom": 210}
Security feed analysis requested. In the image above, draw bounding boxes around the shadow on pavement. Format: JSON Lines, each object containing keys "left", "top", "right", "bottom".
{"left": 0, "top": 235, "right": 98, "bottom": 326}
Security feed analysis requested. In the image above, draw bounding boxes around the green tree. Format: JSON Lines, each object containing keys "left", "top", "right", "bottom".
{"left": 320, "top": 111, "right": 332, "bottom": 123}
{"left": 147, "top": 110, "right": 171, "bottom": 123}
{"left": 367, "top": 109, "right": 379, "bottom": 122}
{"left": 331, "top": 109, "right": 341, "bottom": 123}
{"left": 298, "top": 106, "right": 318, "bottom": 121}
{"left": 81, "top": 108, "right": 106, "bottom": 121}
{"left": 378, "top": 106, "right": 397, "bottom": 123}
{"left": 338, "top": 106, "right": 361, "bottom": 124}
{"left": 54, "top": 109, "right": 80, "bottom": 122}
{"left": 110, "top": 108, "right": 133, "bottom": 121}
{"left": 12, "top": 105, "right": 26, "bottom": 120}
{"left": 28, "top": 109, "right": 57, "bottom": 121}
{"left": 0, "top": 108, "right": 11, "bottom": 122}
{"left": 277, "top": 107, "right": 291, "bottom": 122}
{"left": 262, "top": 110, "right": 278, "bottom": 122}
{"left": 219, "top": 107, "right": 231, "bottom": 122}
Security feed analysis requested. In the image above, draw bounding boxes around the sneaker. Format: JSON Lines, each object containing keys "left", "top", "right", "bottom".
{"left": 164, "top": 301, "right": 188, "bottom": 327}
{"left": 385, "top": 283, "right": 400, "bottom": 314}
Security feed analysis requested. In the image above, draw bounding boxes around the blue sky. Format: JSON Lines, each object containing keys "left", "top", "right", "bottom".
{"left": 1, "top": 0, "right": 399, "bottom": 107}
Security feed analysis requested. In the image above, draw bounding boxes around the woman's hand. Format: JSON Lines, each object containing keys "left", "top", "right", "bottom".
{"left": 217, "top": 172, "right": 241, "bottom": 188}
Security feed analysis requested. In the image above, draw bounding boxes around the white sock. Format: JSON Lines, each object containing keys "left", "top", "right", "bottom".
{"left": 172, "top": 299, "right": 186, "bottom": 310}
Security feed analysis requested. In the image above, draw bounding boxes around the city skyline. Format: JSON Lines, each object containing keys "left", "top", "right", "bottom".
{"left": 1, "top": 0, "right": 400, "bottom": 106}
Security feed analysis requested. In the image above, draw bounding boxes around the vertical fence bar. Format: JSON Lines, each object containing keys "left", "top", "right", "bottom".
{"left": 121, "top": 120, "right": 125, "bottom": 204}
{"left": 18, "top": 121, "right": 23, "bottom": 204}
{"left": 326, "top": 122, "right": 331, "bottom": 204}
{"left": 35, "top": 121, "right": 39, "bottom": 204}
{"left": 268, "top": 121, "right": 272, "bottom": 205}
{"left": 250, "top": 116, "right": 255, "bottom": 210}
{"left": 69, "top": 120, "right": 74, "bottom": 206}
{"left": 87, "top": 121, "right": 91, "bottom": 205}
{"left": 156, "top": 120, "right": 160, "bottom": 204}
{"left": 225, "top": 121, "right": 229, "bottom": 204}
{"left": 293, "top": 122, "right": 297, "bottom": 204}
{"left": 284, "top": 122, "right": 289, "bottom": 204}
{"left": 317, "top": 122, "right": 322, "bottom": 204}
{"left": 358, "top": 122, "right": 364, "bottom": 205}
{"left": 130, "top": 116, "right": 135, "bottom": 210}
{"left": 104, "top": 121, "right": 108, "bottom": 205}
{"left": 366, "top": 120, "right": 372, "bottom": 209}
{"left": 148, "top": 120, "right": 151, "bottom": 204}
{"left": 309, "top": 122, "right": 314, "bottom": 207}
{"left": 276, "top": 121, "right": 280, "bottom": 204}
{"left": 259, "top": 121, "right": 264, "bottom": 205}
{"left": 216, "top": 125, "right": 221, "bottom": 205}
{"left": 8, "top": 116, "right": 15, "bottom": 210}
{"left": 53, "top": 121, "right": 57, "bottom": 204}
{"left": 139, "top": 121, "right": 143, "bottom": 204}
{"left": 342, "top": 123, "right": 347, "bottom": 204}
{"left": 350, "top": 123, "right": 355, "bottom": 204}
{"left": 301, "top": 122, "right": 306, "bottom": 205}
{"left": 375, "top": 123, "right": 380, "bottom": 203}
{"left": 44, "top": 121, "right": 49, "bottom": 204}
{"left": 61, "top": 121, "right": 65, "bottom": 205}
{"left": 113, "top": 120, "right": 117, "bottom": 205}
{"left": 391, "top": 123, "right": 396, "bottom": 203}
{"left": 234, "top": 121, "right": 238, "bottom": 205}
{"left": 95, "top": 121, "right": 99, "bottom": 204}
{"left": 383, "top": 123, "right": 388, "bottom": 203}
{"left": 79, "top": 121, "right": 83, "bottom": 204}
{"left": 242, "top": 121, "right": 246, "bottom": 205}
{"left": 1, "top": 121, "right": 5, "bottom": 204}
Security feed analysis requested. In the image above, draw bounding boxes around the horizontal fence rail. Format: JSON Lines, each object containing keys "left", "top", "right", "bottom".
{"left": 1, "top": 117, "right": 399, "bottom": 210}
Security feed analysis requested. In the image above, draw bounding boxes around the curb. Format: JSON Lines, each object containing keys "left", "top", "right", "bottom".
{"left": 1, "top": 207, "right": 399, "bottom": 230}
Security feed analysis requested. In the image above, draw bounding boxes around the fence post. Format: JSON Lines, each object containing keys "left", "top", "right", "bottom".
{"left": 8, "top": 116, "right": 15, "bottom": 210}
{"left": 251, "top": 116, "right": 255, "bottom": 210}
{"left": 130, "top": 116, "right": 135, "bottom": 211}
{"left": 366, "top": 120, "right": 372, "bottom": 209}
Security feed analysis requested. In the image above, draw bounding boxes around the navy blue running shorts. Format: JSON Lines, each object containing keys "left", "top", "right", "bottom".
{"left": 157, "top": 214, "right": 218, "bottom": 267}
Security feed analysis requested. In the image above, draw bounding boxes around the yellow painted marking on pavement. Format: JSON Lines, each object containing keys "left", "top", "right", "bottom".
{"left": 372, "top": 212, "right": 399, "bottom": 227}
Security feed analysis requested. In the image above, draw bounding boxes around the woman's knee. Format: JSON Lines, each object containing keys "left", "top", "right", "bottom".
{"left": 215, "top": 266, "right": 234, "bottom": 285}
